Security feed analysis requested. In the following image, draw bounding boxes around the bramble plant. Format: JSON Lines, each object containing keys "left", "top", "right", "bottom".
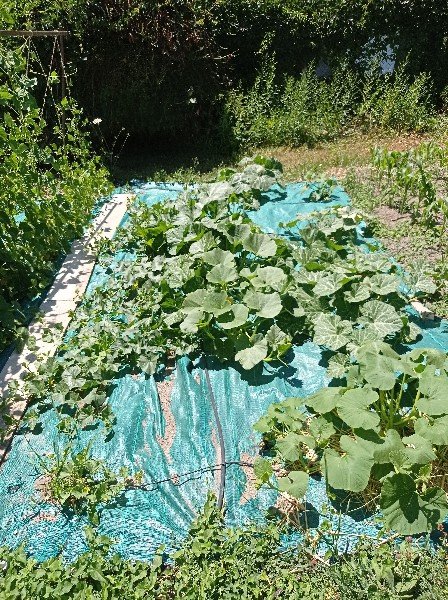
{"left": 254, "top": 343, "right": 448, "bottom": 535}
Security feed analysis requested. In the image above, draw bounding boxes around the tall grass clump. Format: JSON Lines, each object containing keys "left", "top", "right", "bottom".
{"left": 225, "top": 58, "right": 435, "bottom": 149}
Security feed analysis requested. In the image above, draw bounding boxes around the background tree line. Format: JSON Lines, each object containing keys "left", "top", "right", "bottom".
{"left": 1, "top": 1, "right": 447, "bottom": 148}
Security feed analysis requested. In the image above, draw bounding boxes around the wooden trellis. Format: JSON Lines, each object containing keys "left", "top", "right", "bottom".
{"left": 0, "top": 30, "right": 70, "bottom": 137}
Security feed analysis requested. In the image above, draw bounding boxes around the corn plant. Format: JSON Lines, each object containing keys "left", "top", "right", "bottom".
{"left": 371, "top": 143, "right": 448, "bottom": 227}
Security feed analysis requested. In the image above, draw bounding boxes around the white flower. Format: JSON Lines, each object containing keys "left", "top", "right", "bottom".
{"left": 92, "top": 118, "right": 102, "bottom": 125}
{"left": 189, "top": 98, "right": 197, "bottom": 104}
{"left": 305, "top": 448, "right": 318, "bottom": 463}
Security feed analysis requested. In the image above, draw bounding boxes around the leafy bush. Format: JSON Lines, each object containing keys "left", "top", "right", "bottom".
{"left": 225, "top": 61, "right": 360, "bottom": 148}
{"left": 0, "top": 44, "right": 111, "bottom": 354}
{"left": 358, "top": 66, "right": 434, "bottom": 132}
{"left": 255, "top": 343, "right": 448, "bottom": 535}
{"left": 226, "top": 59, "right": 435, "bottom": 149}
{"left": 0, "top": 496, "right": 447, "bottom": 599}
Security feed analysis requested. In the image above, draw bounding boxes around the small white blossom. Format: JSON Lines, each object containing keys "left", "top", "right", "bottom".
{"left": 92, "top": 118, "right": 102, "bottom": 125}
{"left": 305, "top": 448, "right": 318, "bottom": 463}
{"left": 189, "top": 98, "right": 197, "bottom": 104}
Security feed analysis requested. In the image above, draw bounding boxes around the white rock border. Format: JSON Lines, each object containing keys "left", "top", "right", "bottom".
{"left": 0, "top": 193, "right": 132, "bottom": 462}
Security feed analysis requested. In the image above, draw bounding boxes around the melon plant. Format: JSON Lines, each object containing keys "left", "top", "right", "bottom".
{"left": 254, "top": 343, "right": 448, "bottom": 534}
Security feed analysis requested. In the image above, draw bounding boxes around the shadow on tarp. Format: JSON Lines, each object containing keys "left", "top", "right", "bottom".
{"left": 0, "top": 182, "right": 447, "bottom": 562}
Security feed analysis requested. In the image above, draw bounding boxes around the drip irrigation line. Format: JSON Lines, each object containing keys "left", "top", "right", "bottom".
{"left": 202, "top": 356, "right": 227, "bottom": 511}
{"left": 127, "top": 460, "right": 254, "bottom": 492}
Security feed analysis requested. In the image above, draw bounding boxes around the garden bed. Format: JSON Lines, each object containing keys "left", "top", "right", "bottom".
{"left": 1, "top": 161, "right": 447, "bottom": 563}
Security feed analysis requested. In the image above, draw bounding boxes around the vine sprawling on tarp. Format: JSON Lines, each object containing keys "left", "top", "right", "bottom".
{"left": 11, "top": 157, "right": 446, "bottom": 535}
{"left": 19, "top": 156, "right": 432, "bottom": 437}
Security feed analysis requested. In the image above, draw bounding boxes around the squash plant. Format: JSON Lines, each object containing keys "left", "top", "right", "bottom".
{"left": 21, "top": 160, "right": 435, "bottom": 435}
{"left": 254, "top": 343, "right": 448, "bottom": 535}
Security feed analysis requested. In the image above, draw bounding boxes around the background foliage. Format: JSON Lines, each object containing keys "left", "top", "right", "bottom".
{"left": 1, "top": 1, "right": 446, "bottom": 148}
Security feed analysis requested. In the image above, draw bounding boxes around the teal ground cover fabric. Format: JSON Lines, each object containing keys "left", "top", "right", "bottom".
{"left": 0, "top": 182, "right": 447, "bottom": 561}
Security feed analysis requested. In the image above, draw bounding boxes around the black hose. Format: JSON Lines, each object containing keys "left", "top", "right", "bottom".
{"left": 203, "top": 357, "right": 226, "bottom": 511}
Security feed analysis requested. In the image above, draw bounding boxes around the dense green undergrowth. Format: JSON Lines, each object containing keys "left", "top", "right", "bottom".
{"left": 225, "top": 60, "right": 435, "bottom": 149}
{"left": 2, "top": 2, "right": 447, "bottom": 148}
{"left": 0, "top": 44, "right": 111, "bottom": 355}
{"left": 1, "top": 496, "right": 448, "bottom": 599}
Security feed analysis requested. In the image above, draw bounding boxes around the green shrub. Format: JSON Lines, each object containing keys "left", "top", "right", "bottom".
{"left": 358, "top": 65, "right": 435, "bottom": 132}
{"left": 0, "top": 44, "right": 111, "bottom": 354}
{"left": 225, "top": 58, "right": 435, "bottom": 149}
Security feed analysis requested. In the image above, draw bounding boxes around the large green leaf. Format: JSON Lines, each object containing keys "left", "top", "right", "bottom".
{"left": 313, "top": 272, "right": 351, "bottom": 297}
{"left": 405, "top": 270, "right": 437, "bottom": 295}
{"left": 414, "top": 415, "right": 448, "bottom": 445}
{"left": 367, "top": 273, "right": 399, "bottom": 296}
{"left": 372, "top": 429, "right": 405, "bottom": 464}
{"left": 305, "top": 387, "right": 343, "bottom": 413}
{"left": 180, "top": 308, "right": 204, "bottom": 333}
{"left": 183, "top": 289, "right": 207, "bottom": 312}
{"left": 241, "top": 232, "right": 277, "bottom": 258}
{"left": 313, "top": 314, "right": 352, "bottom": 351}
{"left": 277, "top": 470, "right": 309, "bottom": 499}
{"left": 235, "top": 336, "right": 268, "bottom": 369}
{"left": 217, "top": 304, "right": 249, "bottom": 330}
{"left": 380, "top": 473, "right": 448, "bottom": 534}
{"left": 203, "top": 291, "right": 232, "bottom": 316}
{"left": 344, "top": 282, "right": 371, "bottom": 304}
{"left": 327, "top": 353, "right": 350, "bottom": 378}
{"left": 417, "top": 369, "right": 448, "bottom": 416}
{"left": 336, "top": 388, "right": 380, "bottom": 430}
{"left": 206, "top": 263, "right": 238, "bottom": 285}
{"left": 244, "top": 290, "right": 282, "bottom": 318}
{"left": 408, "top": 348, "right": 447, "bottom": 371}
{"left": 358, "top": 300, "right": 403, "bottom": 339}
{"left": 276, "top": 432, "right": 309, "bottom": 462}
{"left": 347, "top": 327, "right": 382, "bottom": 355}
{"left": 202, "top": 248, "right": 235, "bottom": 267}
{"left": 265, "top": 324, "right": 291, "bottom": 355}
{"left": 357, "top": 350, "right": 400, "bottom": 390}
{"left": 251, "top": 266, "right": 287, "bottom": 291}
{"left": 189, "top": 232, "right": 216, "bottom": 255}
{"left": 401, "top": 434, "right": 436, "bottom": 465}
{"left": 204, "top": 181, "right": 234, "bottom": 201}
{"left": 309, "top": 415, "right": 336, "bottom": 443}
{"left": 323, "top": 435, "right": 373, "bottom": 492}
